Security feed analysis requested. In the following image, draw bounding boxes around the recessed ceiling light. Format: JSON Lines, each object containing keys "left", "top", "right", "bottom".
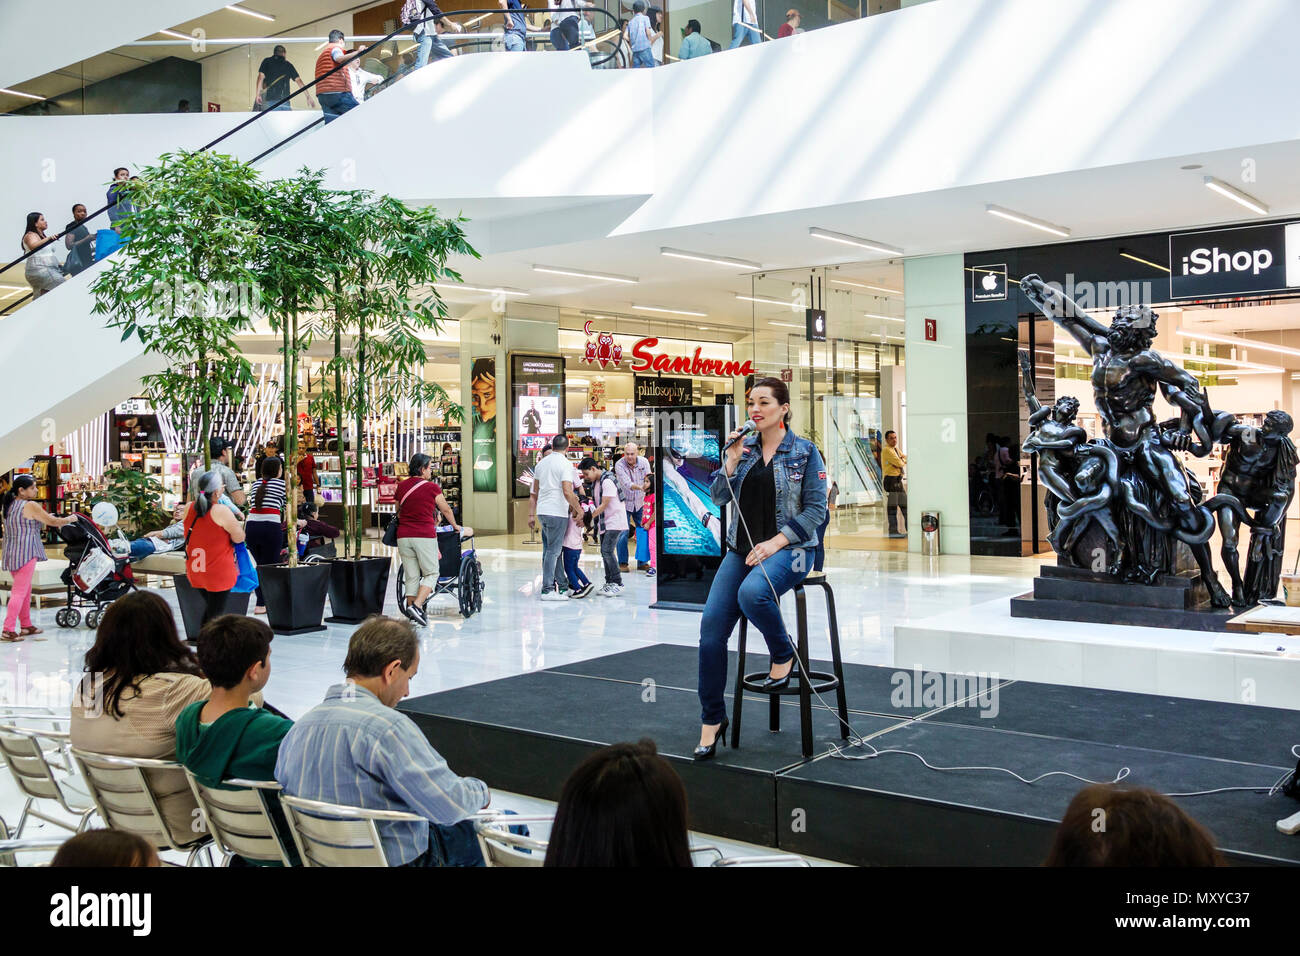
{"left": 1177, "top": 329, "right": 1300, "bottom": 359}
{"left": 0, "top": 87, "right": 45, "bottom": 101}
{"left": 865, "top": 313, "right": 904, "bottom": 322}
{"left": 532, "top": 265, "right": 638, "bottom": 284}
{"left": 832, "top": 278, "right": 902, "bottom": 295}
{"left": 1119, "top": 250, "right": 1171, "bottom": 274}
{"left": 768, "top": 322, "right": 805, "bottom": 330}
{"left": 633, "top": 305, "right": 707, "bottom": 317}
{"left": 1203, "top": 176, "right": 1268, "bottom": 216}
{"left": 985, "top": 204, "right": 1071, "bottom": 238}
{"left": 225, "top": 4, "right": 275, "bottom": 21}
{"left": 158, "top": 29, "right": 193, "bottom": 40}
{"left": 808, "top": 227, "right": 903, "bottom": 256}
{"left": 735, "top": 294, "right": 799, "bottom": 310}
{"left": 435, "top": 283, "right": 529, "bottom": 296}
{"left": 660, "top": 247, "right": 761, "bottom": 270}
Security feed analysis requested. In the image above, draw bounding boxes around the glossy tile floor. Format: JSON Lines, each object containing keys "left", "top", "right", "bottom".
{"left": 0, "top": 540, "right": 1046, "bottom": 864}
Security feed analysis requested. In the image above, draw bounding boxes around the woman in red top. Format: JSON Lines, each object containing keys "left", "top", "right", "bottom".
{"left": 395, "top": 452, "right": 461, "bottom": 626}
{"left": 183, "top": 470, "right": 246, "bottom": 632}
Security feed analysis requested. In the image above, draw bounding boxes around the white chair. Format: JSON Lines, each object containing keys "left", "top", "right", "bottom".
{"left": 0, "top": 835, "right": 69, "bottom": 866}
{"left": 474, "top": 812, "right": 552, "bottom": 867}
{"left": 279, "top": 795, "right": 427, "bottom": 867}
{"left": 185, "top": 773, "right": 295, "bottom": 867}
{"left": 0, "top": 721, "right": 96, "bottom": 836}
{"left": 70, "top": 749, "right": 213, "bottom": 866}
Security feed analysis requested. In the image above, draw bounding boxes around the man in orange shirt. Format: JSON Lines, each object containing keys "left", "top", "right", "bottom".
{"left": 315, "top": 29, "right": 359, "bottom": 123}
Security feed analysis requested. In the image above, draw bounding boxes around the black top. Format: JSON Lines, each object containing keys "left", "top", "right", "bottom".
{"left": 258, "top": 55, "right": 300, "bottom": 100}
{"left": 737, "top": 454, "right": 778, "bottom": 554}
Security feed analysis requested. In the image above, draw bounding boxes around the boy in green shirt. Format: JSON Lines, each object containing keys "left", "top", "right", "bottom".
{"left": 175, "top": 615, "right": 296, "bottom": 865}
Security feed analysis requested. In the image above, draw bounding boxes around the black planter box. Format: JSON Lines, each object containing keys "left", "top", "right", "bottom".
{"left": 325, "top": 556, "right": 392, "bottom": 624}
{"left": 173, "top": 575, "right": 252, "bottom": 642}
{"left": 259, "top": 562, "right": 331, "bottom": 636}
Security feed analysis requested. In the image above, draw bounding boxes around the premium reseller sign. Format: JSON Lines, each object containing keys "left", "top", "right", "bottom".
{"left": 1168, "top": 221, "right": 1300, "bottom": 299}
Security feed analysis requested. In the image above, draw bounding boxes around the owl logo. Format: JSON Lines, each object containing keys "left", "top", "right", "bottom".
{"left": 584, "top": 331, "right": 623, "bottom": 368}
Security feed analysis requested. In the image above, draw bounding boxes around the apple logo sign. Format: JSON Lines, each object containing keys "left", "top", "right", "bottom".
{"left": 982, "top": 273, "right": 999, "bottom": 291}
{"left": 972, "top": 263, "right": 1007, "bottom": 300}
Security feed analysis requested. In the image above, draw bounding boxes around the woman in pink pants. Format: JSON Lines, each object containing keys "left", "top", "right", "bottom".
{"left": 3, "top": 474, "right": 75, "bottom": 642}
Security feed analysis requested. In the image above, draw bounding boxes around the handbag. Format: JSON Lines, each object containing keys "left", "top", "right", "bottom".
{"left": 382, "top": 481, "right": 424, "bottom": 547}
{"left": 231, "top": 542, "right": 259, "bottom": 594}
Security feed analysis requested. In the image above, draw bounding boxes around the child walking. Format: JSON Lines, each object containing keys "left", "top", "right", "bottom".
{"left": 562, "top": 495, "right": 594, "bottom": 599}
{"left": 641, "top": 474, "right": 656, "bottom": 577}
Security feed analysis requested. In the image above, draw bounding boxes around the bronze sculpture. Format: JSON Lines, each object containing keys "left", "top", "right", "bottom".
{"left": 1017, "top": 274, "right": 1297, "bottom": 610}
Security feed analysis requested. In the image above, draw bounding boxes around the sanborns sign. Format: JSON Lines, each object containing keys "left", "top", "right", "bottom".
{"left": 629, "top": 337, "right": 755, "bottom": 377}
{"left": 1168, "top": 221, "right": 1300, "bottom": 299}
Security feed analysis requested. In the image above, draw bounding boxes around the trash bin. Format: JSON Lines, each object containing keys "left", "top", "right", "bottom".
{"left": 920, "top": 511, "right": 940, "bottom": 555}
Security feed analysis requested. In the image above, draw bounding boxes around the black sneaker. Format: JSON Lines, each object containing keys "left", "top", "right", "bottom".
{"left": 408, "top": 603, "right": 428, "bottom": 627}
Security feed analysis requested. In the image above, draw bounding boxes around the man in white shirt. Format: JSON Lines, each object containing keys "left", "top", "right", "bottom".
{"left": 533, "top": 436, "right": 582, "bottom": 600}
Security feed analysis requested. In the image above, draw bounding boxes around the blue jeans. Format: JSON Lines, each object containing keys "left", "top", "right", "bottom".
{"left": 503, "top": 31, "right": 526, "bottom": 51}
{"left": 401, "top": 821, "right": 485, "bottom": 867}
{"left": 730, "top": 21, "right": 758, "bottom": 48}
{"left": 617, "top": 508, "right": 639, "bottom": 564}
{"left": 128, "top": 539, "right": 157, "bottom": 560}
{"left": 562, "top": 547, "right": 591, "bottom": 590}
{"left": 415, "top": 30, "right": 454, "bottom": 68}
{"left": 698, "top": 547, "right": 809, "bottom": 724}
{"left": 813, "top": 513, "right": 830, "bottom": 571}
{"left": 318, "top": 90, "right": 358, "bottom": 123}
{"left": 550, "top": 17, "right": 580, "bottom": 50}
{"left": 632, "top": 48, "right": 655, "bottom": 67}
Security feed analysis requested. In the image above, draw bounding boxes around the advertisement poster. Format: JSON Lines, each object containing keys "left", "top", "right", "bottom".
{"left": 511, "top": 354, "right": 566, "bottom": 499}
{"left": 470, "top": 357, "right": 497, "bottom": 493}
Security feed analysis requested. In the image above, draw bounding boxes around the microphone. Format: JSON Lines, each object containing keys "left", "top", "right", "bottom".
{"left": 724, "top": 419, "right": 756, "bottom": 450}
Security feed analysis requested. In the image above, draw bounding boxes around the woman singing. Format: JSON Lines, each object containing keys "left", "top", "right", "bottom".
{"left": 695, "top": 377, "right": 827, "bottom": 760}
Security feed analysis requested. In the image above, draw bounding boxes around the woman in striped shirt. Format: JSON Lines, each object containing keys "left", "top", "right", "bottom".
{"left": 245, "top": 458, "right": 287, "bottom": 615}
{"left": 3, "top": 474, "right": 76, "bottom": 641}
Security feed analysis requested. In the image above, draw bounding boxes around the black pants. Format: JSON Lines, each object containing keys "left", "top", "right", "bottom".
{"left": 437, "top": 531, "right": 461, "bottom": 579}
{"left": 245, "top": 521, "right": 285, "bottom": 605}
{"left": 884, "top": 476, "right": 907, "bottom": 533}
{"left": 550, "top": 17, "right": 580, "bottom": 50}
{"left": 193, "top": 587, "right": 233, "bottom": 640}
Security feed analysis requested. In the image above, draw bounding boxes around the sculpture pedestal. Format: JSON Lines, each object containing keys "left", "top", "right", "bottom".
{"left": 1009, "top": 564, "right": 1234, "bottom": 632}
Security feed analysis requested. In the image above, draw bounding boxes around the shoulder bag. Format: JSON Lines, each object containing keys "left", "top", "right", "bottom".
{"left": 382, "top": 480, "right": 424, "bottom": 547}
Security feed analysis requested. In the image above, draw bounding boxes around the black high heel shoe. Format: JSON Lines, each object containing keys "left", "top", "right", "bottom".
{"left": 693, "top": 718, "right": 729, "bottom": 761}
{"left": 761, "top": 659, "right": 797, "bottom": 691}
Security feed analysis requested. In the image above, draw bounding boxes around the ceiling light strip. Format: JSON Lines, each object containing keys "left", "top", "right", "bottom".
{"left": 225, "top": 4, "right": 275, "bottom": 22}
{"left": 985, "top": 204, "right": 1071, "bottom": 238}
{"left": 532, "top": 265, "right": 638, "bottom": 285}
{"left": 632, "top": 305, "right": 707, "bottom": 317}
{"left": 1176, "top": 329, "right": 1300, "bottom": 359}
{"left": 660, "top": 247, "right": 761, "bottom": 270}
{"left": 807, "top": 227, "right": 903, "bottom": 256}
{"left": 832, "top": 278, "right": 902, "bottom": 294}
{"left": 1203, "top": 176, "right": 1268, "bottom": 216}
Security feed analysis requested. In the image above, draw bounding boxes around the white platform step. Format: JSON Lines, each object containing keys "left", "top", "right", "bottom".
{"left": 894, "top": 598, "right": 1300, "bottom": 711}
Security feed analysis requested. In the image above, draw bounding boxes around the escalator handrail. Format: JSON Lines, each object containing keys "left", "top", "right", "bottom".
{"left": 0, "top": 6, "right": 626, "bottom": 305}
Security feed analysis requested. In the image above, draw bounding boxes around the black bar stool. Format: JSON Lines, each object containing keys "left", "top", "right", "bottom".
{"left": 729, "top": 576, "right": 849, "bottom": 758}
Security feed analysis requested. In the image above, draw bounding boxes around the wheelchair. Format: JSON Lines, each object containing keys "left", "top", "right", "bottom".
{"left": 395, "top": 531, "right": 485, "bottom": 619}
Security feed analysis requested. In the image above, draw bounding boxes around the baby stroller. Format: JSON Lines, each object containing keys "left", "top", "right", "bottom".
{"left": 54, "top": 513, "right": 136, "bottom": 629}
{"left": 395, "top": 529, "right": 484, "bottom": 619}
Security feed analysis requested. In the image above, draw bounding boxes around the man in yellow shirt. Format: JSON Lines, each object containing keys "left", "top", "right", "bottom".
{"left": 882, "top": 430, "right": 907, "bottom": 537}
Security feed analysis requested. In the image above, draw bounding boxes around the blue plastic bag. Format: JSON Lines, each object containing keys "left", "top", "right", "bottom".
{"left": 95, "top": 229, "right": 123, "bottom": 260}
{"left": 635, "top": 526, "right": 650, "bottom": 564}
{"left": 231, "top": 542, "right": 259, "bottom": 594}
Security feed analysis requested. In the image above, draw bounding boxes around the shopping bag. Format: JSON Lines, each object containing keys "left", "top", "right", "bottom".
{"left": 95, "top": 229, "right": 123, "bottom": 260}
{"left": 635, "top": 526, "right": 650, "bottom": 564}
{"left": 231, "top": 542, "right": 260, "bottom": 593}
{"left": 72, "top": 548, "right": 115, "bottom": 593}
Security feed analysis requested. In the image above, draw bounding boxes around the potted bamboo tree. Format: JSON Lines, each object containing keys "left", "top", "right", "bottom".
{"left": 308, "top": 188, "right": 474, "bottom": 623}
{"left": 92, "top": 150, "right": 263, "bottom": 635}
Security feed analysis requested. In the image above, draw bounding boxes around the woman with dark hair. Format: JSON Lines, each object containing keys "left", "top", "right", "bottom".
{"left": 1045, "top": 785, "right": 1224, "bottom": 866}
{"left": 295, "top": 499, "right": 340, "bottom": 558}
{"left": 2, "top": 474, "right": 75, "bottom": 642}
{"left": 395, "top": 451, "right": 462, "bottom": 626}
{"left": 245, "top": 456, "right": 286, "bottom": 615}
{"left": 183, "top": 470, "right": 246, "bottom": 630}
{"left": 694, "top": 376, "right": 827, "bottom": 759}
{"left": 545, "top": 739, "right": 692, "bottom": 867}
{"left": 21, "top": 212, "right": 66, "bottom": 298}
{"left": 51, "top": 830, "right": 160, "bottom": 867}
{"left": 70, "top": 590, "right": 212, "bottom": 846}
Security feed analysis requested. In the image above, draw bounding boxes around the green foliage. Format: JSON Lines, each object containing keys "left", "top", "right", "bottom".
{"left": 92, "top": 468, "right": 172, "bottom": 535}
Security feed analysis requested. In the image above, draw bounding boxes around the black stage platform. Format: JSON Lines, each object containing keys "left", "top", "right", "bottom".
{"left": 398, "top": 644, "right": 1300, "bottom": 865}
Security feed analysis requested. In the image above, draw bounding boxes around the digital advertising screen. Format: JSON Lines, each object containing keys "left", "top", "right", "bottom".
{"left": 510, "top": 353, "right": 566, "bottom": 499}
{"left": 651, "top": 404, "right": 734, "bottom": 611}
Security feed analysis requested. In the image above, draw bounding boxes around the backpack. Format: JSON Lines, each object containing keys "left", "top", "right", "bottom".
{"left": 600, "top": 471, "right": 625, "bottom": 503}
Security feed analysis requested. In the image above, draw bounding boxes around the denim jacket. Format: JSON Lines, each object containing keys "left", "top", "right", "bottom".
{"left": 709, "top": 428, "right": 827, "bottom": 552}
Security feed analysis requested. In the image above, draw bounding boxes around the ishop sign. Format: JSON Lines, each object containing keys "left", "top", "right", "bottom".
{"left": 1168, "top": 221, "right": 1300, "bottom": 299}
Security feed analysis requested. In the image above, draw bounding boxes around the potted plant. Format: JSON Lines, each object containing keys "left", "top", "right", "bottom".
{"left": 92, "top": 150, "right": 263, "bottom": 636}
{"left": 307, "top": 187, "right": 474, "bottom": 623}
{"left": 91, "top": 467, "right": 172, "bottom": 535}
